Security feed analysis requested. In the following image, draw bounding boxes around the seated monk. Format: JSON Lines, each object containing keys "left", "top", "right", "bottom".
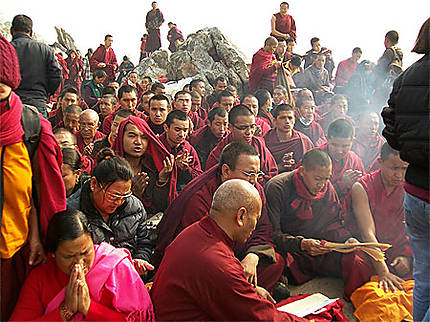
{"left": 97, "top": 94, "right": 117, "bottom": 129}
{"left": 91, "top": 109, "right": 134, "bottom": 160}
{"left": 190, "top": 79, "right": 209, "bottom": 111}
{"left": 265, "top": 149, "right": 373, "bottom": 299}
{"left": 53, "top": 104, "right": 81, "bottom": 134}
{"left": 148, "top": 94, "right": 171, "bottom": 135}
{"left": 350, "top": 143, "right": 412, "bottom": 292}
{"left": 190, "top": 90, "right": 208, "bottom": 120}
{"left": 206, "top": 104, "right": 278, "bottom": 184}
{"left": 173, "top": 90, "right": 205, "bottom": 130}
{"left": 49, "top": 87, "right": 79, "bottom": 128}
{"left": 151, "top": 180, "right": 305, "bottom": 321}
{"left": 10, "top": 209, "right": 154, "bottom": 321}
{"left": 242, "top": 94, "right": 271, "bottom": 137}
{"left": 189, "top": 107, "right": 228, "bottom": 169}
{"left": 102, "top": 85, "right": 145, "bottom": 134}
{"left": 319, "top": 118, "right": 365, "bottom": 199}
{"left": 302, "top": 53, "right": 333, "bottom": 105}
{"left": 83, "top": 70, "right": 106, "bottom": 108}
{"left": 159, "top": 110, "right": 203, "bottom": 190}
{"left": 213, "top": 89, "right": 236, "bottom": 112}
{"left": 254, "top": 89, "right": 275, "bottom": 127}
{"left": 113, "top": 115, "right": 176, "bottom": 215}
{"left": 154, "top": 142, "right": 288, "bottom": 297}
{"left": 294, "top": 96, "right": 326, "bottom": 146}
{"left": 76, "top": 109, "right": 105, "bottom": 154}
{"left": 122, "top": 71, "right": 143, "bottom": 105}
{"left": 138, "top": 90, "right": 154, "bottom": 114}
{"left": 265, "top": 104, "right": 314, "bottom": 173}
{"left": 352, "top": 112, "right": 386, "bottom": 172}
{"left": 318, "top": 94, "right": 354, "bottom": 135}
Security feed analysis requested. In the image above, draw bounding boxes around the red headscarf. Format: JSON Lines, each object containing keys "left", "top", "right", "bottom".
{"left": 112, "top": 116, "right": 178, "bottom": 203}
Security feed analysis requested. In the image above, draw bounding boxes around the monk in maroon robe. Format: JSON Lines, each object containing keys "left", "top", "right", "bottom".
{"left": 173, "top": 90, "right": 205, "bottom": 130}
{"left": 270, "top": 2, "right": 297, "bottom": 41}
{"left": 151, "top": 180, "right": 305, "bottom": 321}
{"left": 249, "top": 37, "right": 281, "bottom": 94}
{"left": 90, "top": 35, "right": 118, "bottom": 83}
{"left": 350, "top": 143, "right": 412, "bottom": 292}
{"left": 294, "top": 97, "right": 326, "bottom": 146}
{"left": 145, "top": 2, "right": 164, "bottom": 53}
{"left": 319, "top": 118, "right": 365, "bottom": 199}
{"left": 206, "top": 105, "right": 278, "bottom": 184}
{"left": 155, "top": 142, "right": 287, "bottom": 295}
{"left": 265, "top": 149, "right": 373, "bottom": 299}
{"left": 159, "top": 110, "right": 202, "bottom": 189}
{"left": 65, "top": 50, "right": 84, "bottom": 96}
{"left": 76, "top": 109, "right": 105, "bottom": 154}
{"left": 318, "top": 94, "right": 354, "bottom": 135}
{"left": 189, "top": 107, "right": 228, "bottom": 168}
{"left": 242, "top": 94, "right": 272, "bottom": 137}
{"left": 334, "top": 47, "right": 362, "bottom": 91}
{"left": 265, "top": 104, "right": 314, "bottom": 173}
{"left": 352, "top": 112, "right": 386, "bottom": 172}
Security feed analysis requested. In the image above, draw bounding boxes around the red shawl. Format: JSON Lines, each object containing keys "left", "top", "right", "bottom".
{"left": 255, "top": 117, "right": 271, "bottom": 137}
{"left": 290, "top": 171, "right": 328, "bottom": 220}
{"left": 249, "top": 49, "right": 277, "bottom": 93}
{"left": 188, "top": 110, "right": 205, "bottom": 131}
{"left": 294, "top": 119, "right": 326, "bottom": 146}
{"left": 55, "top": 53, "right": 69, "bottom": 80}
{"left": 112, "top": 116, "right": 178, "bottom": 204}
{"left": 206, "top": 133, "right": 278, "bottom": 184}
{"left": 0, "top": 92, "right": 24, "bottom": 146}
{"left": 264, "top": 129, "right": 314, "bottom": 172}
{"left": 352, "top": 133, "right": 385, "bottom": 171}
{"left": 153, "top": 166, "right": 273, "bottom": 267}
{"left": 76, "top": 131, "right": 105, "bottom": 154}
{"left": 90, "top": 45, "right": 118, "bottom": 79}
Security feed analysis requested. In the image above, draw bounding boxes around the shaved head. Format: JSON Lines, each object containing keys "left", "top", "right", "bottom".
{"left": 264, "top": 36, "right": 278, "bottom": 47}
{"left": 302, "top": 149, "right": 332, "bottom": 171}
{"left": 80, "top": 109, "right": 99, "bottom": 123}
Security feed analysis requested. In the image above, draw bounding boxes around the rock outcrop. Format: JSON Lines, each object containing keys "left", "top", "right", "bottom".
{"left": 136, "top": 27, "right": 250, "bottom": 95}
{"left": 53, "top": 26, "right": 78, "bottom": 53}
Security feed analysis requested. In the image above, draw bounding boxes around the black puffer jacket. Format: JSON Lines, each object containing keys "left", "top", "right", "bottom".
{"left": 382, "top": 53, "right": 429, "bottom": 190}
{"left": 11, "top": 33, "right": 62, "bottom": 111}
{"left": 67, "top": 181, "right": 152, "bottom": 262}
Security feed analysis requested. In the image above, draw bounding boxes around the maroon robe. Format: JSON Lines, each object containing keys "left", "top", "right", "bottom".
{"left": 335, "top": 58, "right": 358, "bottom": 87}
{"left": 294, "top": 118, "right": 326, "bottom": 146}
{"left": 188, "top": 110, "right": 205, "bottom": 130}
{"left": 249, "top": 49, "right": 277, "bottom": 94}
{"left": 206, "top": 133, "right": 278, "bottom": 184}
{"left": 90, "top": 45, "right": 118, "bottom": 82}
{"left": 319, "top": 143, "right": 365, "bottom": 198}
{"left": 256, "top": 116, "right": 271, "bottom": 137}
{"left": 318, "top": 113, "right": 355, "bottom": 136}
{"left": 271, "top": 13, "right": 296, "bottom": 41}
{"left": 76, "top": 130, "right": 105, "bottom": 154}
{"left": 264, "top": 129, "right": 314, "bottom": 173}
{"left": 189, "top": 125, "right": 222, "bottom": 169}
{"left": 159, "top": 133, "right": 203, "bottom": 188}
{"left": 154, "top": 166, "right": 283, "bottom": 291}
{"left": 151, "top": 216, "right": 304, "bottom": 321}
{"left": 352, "top": 133, "right": 386, "bottom": 172}
{"left": 355, "top": 170, "right": 413, "bottom": 264}
{"left": 265, "top": 171, "right": 373, "bottom": 299}
{"left": 102, "top": 108, "right": 144, "bottom": 135}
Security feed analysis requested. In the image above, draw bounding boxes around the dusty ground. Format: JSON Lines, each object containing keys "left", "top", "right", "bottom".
{"left": 289, "top": 277, "right": 358, "bottom": 321}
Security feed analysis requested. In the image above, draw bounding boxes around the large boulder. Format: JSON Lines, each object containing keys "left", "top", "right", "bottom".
{"left": 136, "top": 27, "right": 250, "bottom": 96}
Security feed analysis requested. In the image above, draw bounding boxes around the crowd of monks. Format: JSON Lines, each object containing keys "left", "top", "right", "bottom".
{"left": 3, "top": 2, "right": 417, "bottom": 321}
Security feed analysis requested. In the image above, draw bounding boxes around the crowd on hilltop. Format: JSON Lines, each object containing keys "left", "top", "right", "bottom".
{"left": 0, "top": 3, "right": 429, "bottom": 322}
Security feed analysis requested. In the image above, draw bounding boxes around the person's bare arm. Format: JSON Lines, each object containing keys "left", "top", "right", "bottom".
{"left": 271, "top": 15, "right": 288, "bottom": 38}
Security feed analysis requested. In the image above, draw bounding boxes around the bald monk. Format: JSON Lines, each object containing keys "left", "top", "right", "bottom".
{"left": 265, "top": 104, "right": 314, "bottom": 173}
{"left": 155, "top": 142, "right": 288, "bottom": 298}
{"left": 352, "top": 112, "right": 386, "bottom": 172}
{"left": 206, "top": 105, "right": 278, "bottom": 184}
{"left": 350, "top": 143, "right": 412, "bottom": 292}
{"left": 151, "top": 179, "right": 305, "bottom": 321}
{"left": 319, "top": 118, "right": 365, "bottom": 199}
{"left": 265, "top": 149, "right": 373, "bottom": 299}
{"left": 249, "top": 37, "right": 281, "bottom": 94}
{"left": 294, "top": 96, "right": 326, "bottom": 146}
{"left": 76, "top": 109, "right": 105, "bottom": 154}
{"left": 189, "top": 107, "right": 228, "bottom": 168}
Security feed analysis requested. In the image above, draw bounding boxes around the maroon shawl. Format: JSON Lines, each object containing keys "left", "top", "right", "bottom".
{"left": 249, "top": 49, "right": 277, "bottom": 94}
{"left": 352, "top": 133, "right": 385, "bottom": 171}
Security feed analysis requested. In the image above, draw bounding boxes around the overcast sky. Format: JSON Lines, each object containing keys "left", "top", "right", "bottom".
{"left": 1, "top": 0, "right": 429, "bottom": 69}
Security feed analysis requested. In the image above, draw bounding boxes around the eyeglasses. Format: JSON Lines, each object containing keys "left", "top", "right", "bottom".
{"left": 240, "top": 170, "right": 265, "bottom": 180}
{"left": 98, "top": 183, "right": 133, "bottom": 203}
{"left": 232, "top": 123, "right": 257, "bottom": 131}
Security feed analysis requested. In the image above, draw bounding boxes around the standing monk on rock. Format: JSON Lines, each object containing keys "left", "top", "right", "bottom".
{"left": 90, "top": 34, "right": 118, "bottom": 84}
{"left": 271, "top": 2, "right": 296, "bottom": 42}
{"left": 145, "top": 1, "right": 164, "bottom": 53}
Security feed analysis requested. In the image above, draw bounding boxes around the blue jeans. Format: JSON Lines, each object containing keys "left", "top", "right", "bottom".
{"left": 404, "top": 191, "right": 430, "bottom": 321}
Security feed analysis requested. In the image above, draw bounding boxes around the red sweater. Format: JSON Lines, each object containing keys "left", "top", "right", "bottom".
{"left": 10, "top": 259, "right": 126, "bottom": 321}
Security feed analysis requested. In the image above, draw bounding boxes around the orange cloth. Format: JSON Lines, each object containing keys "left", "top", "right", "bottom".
{"left": 0, "top": 142, "right": 32, "bottom": 259}
{"left": 351, "top": 276, "right": 414, "bottom": 322}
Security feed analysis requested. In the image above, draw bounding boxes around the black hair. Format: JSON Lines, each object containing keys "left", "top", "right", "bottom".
{"left": 228, "top": 104, "right": 253, "bottom": 125}
{"left": 149, "top": 94, "right": 170, "bottom": 107}
{"left": 174, "top": 90, "right": 191, "bottom": 100}
{"left": 92, "top": 148, "right": 134, "bottom": 187}
{"left": 272, "top": 104, "right": 294, "bottom": 118}
{"left": 190, "top": 79, "right": 204, "bottom": 89}
{"left": 105, "top": 34, "right": 113, "bottom": 40}
{"left": 118, "top": 84, "right": 137, "bottom": 100}
{"left": 214, "top": 76, "right": 227, "bottom": 85}
{"left": 151, "top": 83, "right": 165, "bottom": 91}
{"left": 385, "top": 30, "right": 399, "bottom": 44}
{"left": 190, "top": 90, "right": 201, "bottom": 99}
{"left": 114, "top": 108, "right": 134, "bottom": 119}
{"left": 102, "top": 86, "right": 116, "bottom": 96}
{"left": 286, "top": 37, "right": 295, "bottom": 44}
{"left": 280, "top": 2, "right": 289, "bottom": 7}
{"left": 327, "top": 118, "right": 355, "bottom": 139}
{"left": 219, "top": 142, "right": 258, "bottom": 171}
{"left": 59, "top": 87, "right": 78, "bottom": 99}
{"left": 46, "top": 209, "right": 92, "bottom": 253}
{"left": 143, "top": 76, "right": 152, "bottom": 83}
{"left": 94, "top": 70, "right": 107, "bottom": 79}
{"left": 295, "top": 95, "right": 314, "bottom": 108}
{"left": 311, "top": 37, "right": 320, "bottom": 47}
{"left": 165, "top": 110, "right": 188, "bottom": 126}
{"left": 11, "top": 14, "right": 33, "bottom": 33}
{"left": 64, "top": 104, "right": 82, "bottom": 115}
{"left": 290, "top": 55, "right": 302, "bottom": 67}
{"left": 208, "top": 107, "right": 227, "bottom": 122}
{"left": 61, "top": 147, "right": 82, "bottom": 172}
{"left": 380, "top": 142, "right": 400, "bottom": 161}
{"left": 216, "top": 90, "right": 235, "bottom": 103}
{"left": 241, "top": 93, "right": 257, "bottom": 104}
{"left": 254, "top": 89, "right": 271, "bottom": 109}
{"left": 302, "top": 149, "right": 332, "bottom": 170}
{"left": 352, "top": 47, "right": 362, "bottom": 54}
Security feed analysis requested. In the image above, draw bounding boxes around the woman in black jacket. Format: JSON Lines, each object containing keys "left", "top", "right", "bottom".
{"left": 67, "top": 148, "right": 153, "bottom": 275}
